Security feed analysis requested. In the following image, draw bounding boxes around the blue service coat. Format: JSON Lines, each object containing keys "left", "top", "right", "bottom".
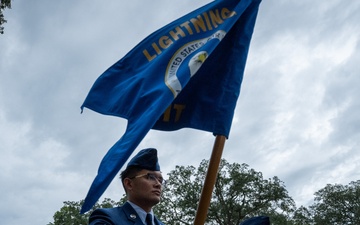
{"left": 89, "top": 202, "right": 165, "bottom": 225}
{"left": 239, "top": 216, "right": 270, "bottom": 225}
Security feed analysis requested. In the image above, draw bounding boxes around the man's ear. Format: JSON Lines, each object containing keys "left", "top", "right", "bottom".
{"left": 123, "top": 178, "right": 133, "bottom": 192}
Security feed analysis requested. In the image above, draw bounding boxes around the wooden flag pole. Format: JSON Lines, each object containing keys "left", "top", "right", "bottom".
{"left": 193, "top": 135, "right": 226, "bottom": 225}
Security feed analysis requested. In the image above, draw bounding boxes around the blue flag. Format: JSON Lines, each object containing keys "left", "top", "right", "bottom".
{"left": 80, "top": 0, "right": 261, "bottom": 213}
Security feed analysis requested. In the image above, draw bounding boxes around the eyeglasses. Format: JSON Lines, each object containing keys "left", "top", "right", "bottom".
{"left": 130, "top": 173, "right": 166, "bottom": 186}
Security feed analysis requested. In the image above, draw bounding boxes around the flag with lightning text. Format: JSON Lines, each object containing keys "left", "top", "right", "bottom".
{"left": 80, "top": 0, "right": 261, "bottom": 213}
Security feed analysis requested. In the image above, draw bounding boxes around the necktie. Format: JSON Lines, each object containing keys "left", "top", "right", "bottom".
{"left": 146, "top": 213, "right": 153, "bottom": 225}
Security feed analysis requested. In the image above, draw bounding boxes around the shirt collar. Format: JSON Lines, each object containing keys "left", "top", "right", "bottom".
{"left": 127, "top": 201, "right": 154, "bottom": 225}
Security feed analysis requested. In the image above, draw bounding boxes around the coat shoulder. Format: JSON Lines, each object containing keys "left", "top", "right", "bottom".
{"left": 89, "top": 204, "right": 138, "bottom": 225}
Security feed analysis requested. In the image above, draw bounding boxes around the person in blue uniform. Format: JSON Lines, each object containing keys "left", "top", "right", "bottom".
{"left": 239, "top": 216, "right": 270, "bottom": 225}
{"left": 89, "top": 148, "right": 166, "bottom": 225}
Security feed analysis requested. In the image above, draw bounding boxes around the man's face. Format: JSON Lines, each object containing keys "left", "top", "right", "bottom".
{"left": 125, "top": 169, "right": 164, "bottom": 211}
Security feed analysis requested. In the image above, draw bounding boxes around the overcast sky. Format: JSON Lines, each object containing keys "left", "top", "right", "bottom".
{"left": 1, "top": 0, "right": 359, "bottom": 224}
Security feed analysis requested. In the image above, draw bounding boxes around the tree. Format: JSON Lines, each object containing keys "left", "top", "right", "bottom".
{"left": 48, "top": 198, "right": 125, "bottom": 225}
{"left": 1, "top": 0, "right": 11, "bottom": 34}
{"left": 154, "top": 159, "right": 297, "bottom": 225}
{"left": 291, "top": 206, "right": 313, "bottom": 225}
{"left": 310, "top": 180, "right": 360, "bottom": 224}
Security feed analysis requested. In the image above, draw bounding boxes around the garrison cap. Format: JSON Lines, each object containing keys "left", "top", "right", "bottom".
{"left": 126, "top": 148, "right": 160, "bottom": 171}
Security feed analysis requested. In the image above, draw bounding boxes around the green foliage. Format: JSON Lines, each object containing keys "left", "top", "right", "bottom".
{"left": 48, "top": 198, "right": 125, "bottom": 225}
{"left": 154, "top": 164, "right": 203, "bottom": 225}
{"left": 310, "top": 180, "right": 360, "bottom": 225}
{"left": 154, "top": 159, "right": 297, "bottom": 225}
{"left": 290, "top": 206, "right": 313, "bottom": 225}
{"left": 0, "top": 0, "right": 11, "bottom": 34}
